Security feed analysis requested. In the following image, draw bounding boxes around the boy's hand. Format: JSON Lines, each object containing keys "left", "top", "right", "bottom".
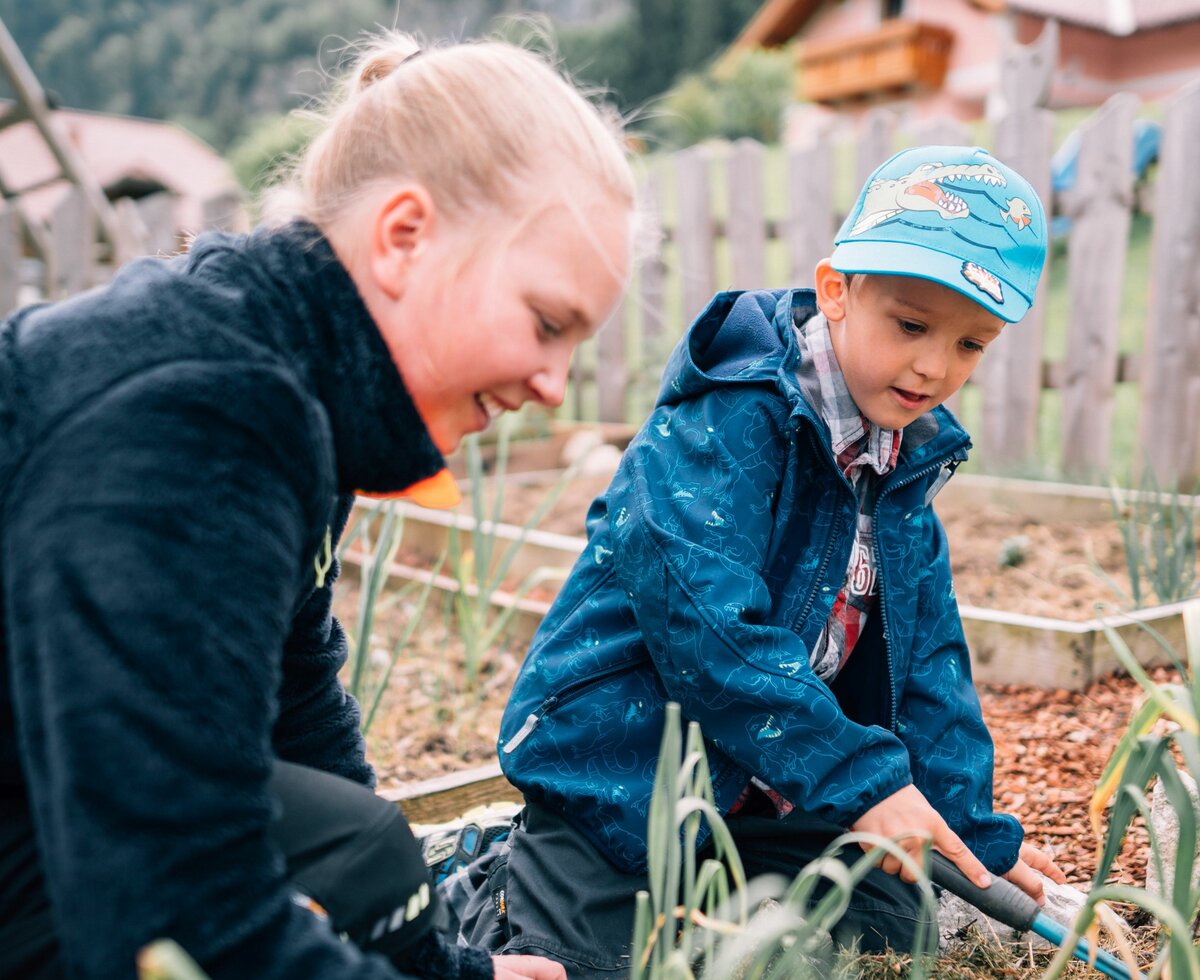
{"left": 494, "top": 954, "right": 567, "bottom": 980}
{"left": 1002, "top": 843, "right": 1068, "bottom": 905}
{"left": 850, "top": 784, "right": 992, "bottom": 888}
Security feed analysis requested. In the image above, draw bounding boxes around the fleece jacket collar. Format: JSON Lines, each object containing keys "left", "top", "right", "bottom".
{"left": 196, "top": 220, "right": 446, "bottom": 496}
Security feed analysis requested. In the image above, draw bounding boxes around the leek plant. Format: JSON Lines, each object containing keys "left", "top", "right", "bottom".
{"left": 1100, "top": 475, "right": 1199, "bottom": 608}
{"left": 633, "top": 703, "right": 938, "bottom": 980}
{"left": 1043, "top": 602, "right": 1200, "bottom": 980}
{"left": 445, "top": 416, "right": 591, "bottom": 696}
{"left": 337, "top": 498, "right": 444, "bottom": 735}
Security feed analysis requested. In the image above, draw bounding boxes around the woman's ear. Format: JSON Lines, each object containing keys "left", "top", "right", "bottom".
{"left": 813, "top": 258, "right": 850, "bottom": 323}
{"left": 368, "top": 185, "right": 436, "bottom": 300}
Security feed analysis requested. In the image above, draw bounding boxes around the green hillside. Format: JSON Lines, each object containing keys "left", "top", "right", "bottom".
{"left": 0, "top": 0, "right": 760, "bottom": 151}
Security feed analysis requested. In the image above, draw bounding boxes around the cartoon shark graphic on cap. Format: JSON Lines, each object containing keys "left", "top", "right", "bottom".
{"left": 850, "top": 161, "right": 1007, "bottom": 236}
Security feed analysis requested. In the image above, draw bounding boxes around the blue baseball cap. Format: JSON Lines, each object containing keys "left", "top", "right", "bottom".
{"left": 830, "top": 145, "right": 1047, "bottom": 323}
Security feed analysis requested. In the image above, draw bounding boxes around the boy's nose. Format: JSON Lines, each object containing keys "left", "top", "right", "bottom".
{"left": 913, "top": 345, "right": 948, "bottom": 381}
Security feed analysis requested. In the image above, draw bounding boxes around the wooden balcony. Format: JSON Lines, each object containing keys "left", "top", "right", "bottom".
{"left": 799, "top": 19, "right": 954, "bottom": 103}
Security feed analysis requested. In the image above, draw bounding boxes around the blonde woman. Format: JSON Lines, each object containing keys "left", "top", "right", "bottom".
{"left": 0, "top": 33, "right": 634, "bottom": 980}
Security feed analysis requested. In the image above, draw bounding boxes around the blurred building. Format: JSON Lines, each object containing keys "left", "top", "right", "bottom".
{"left": 726, "top": 0, "right": 1200, "bottom": 120}
{"left": 0, "top": 101, "right": 247, "bottom": 249}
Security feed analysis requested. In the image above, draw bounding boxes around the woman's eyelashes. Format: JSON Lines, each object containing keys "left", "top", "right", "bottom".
{"left": 536, "top": 312, "right": 562, "bottom": 339}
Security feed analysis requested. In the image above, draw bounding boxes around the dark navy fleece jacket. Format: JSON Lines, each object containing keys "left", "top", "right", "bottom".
{"left": 0, "top": 223, "right": 464, "bottom": 978}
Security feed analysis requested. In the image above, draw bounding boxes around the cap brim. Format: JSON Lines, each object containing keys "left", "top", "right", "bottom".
{"left": 830, "top": 240, "right": 1032, "bottom": 323}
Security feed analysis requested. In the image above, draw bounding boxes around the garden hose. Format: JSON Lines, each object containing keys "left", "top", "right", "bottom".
{"left": 930, "top": 853, "right": 1143, "bottom": 980}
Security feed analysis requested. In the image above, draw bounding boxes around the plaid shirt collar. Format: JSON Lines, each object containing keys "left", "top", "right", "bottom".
{"left": 794, "top": 311, "right": 902, "bottom": 481}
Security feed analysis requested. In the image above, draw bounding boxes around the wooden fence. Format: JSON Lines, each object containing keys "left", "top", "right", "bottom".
{"left": 573, "top": 31, "right": 1200, "bottom": 487}
{"left": 6, "top": 28, "right": 1200, "bottom": 487}
{"left": 0, "top": 186, "right": 239, "bottom": 315}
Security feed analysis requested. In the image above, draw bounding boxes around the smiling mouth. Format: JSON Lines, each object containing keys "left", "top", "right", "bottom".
{"left": 891, "top": 387, "right": 928, "bottom": 405}
{"left": 475, "top": 392, "right": 510, "bottom": 421}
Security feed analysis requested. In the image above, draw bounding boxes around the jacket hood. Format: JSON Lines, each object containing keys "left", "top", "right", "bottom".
{"left": 657, "top": 289, "right": 801, "bottom": 407}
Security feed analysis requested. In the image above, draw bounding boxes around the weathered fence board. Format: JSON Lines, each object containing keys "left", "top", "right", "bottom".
{"left": 1139, "top": 78, "right": 1200, "bottom": 486}
{"left": 0, "top": 202, "right": 17, "bottom": 315}
{"left": 638, "top": 172, "right": 667, "bottom": 360}
{"left": 786, "top": 130, "right": 833, "bottom": 286}
{"left": 855, "top": 108, "right": 896, "bottom": 188}
{"left": 49, "top": 187, "right": 94, "bottom": 299}
{"left": 675, "top": 145, "right": 715, "bottom": 324}
{"left": 596, "top": 295, "right": 627, "bottom": 423}
{"left": 727, "top": 138, "right": 767, "bottom": 289}
{"left": 1059, "top": 92, "right": 1137, "bottom": 479}
{"left": 980, "top": 21, "right": 1056, "bottom": 469}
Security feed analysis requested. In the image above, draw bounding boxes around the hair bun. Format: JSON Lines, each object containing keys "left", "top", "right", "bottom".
{"left": 353, "top": 34, "right": 421, "bottom": 92}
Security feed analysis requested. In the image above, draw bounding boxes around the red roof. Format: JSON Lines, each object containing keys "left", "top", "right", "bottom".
{"left": 0, "top": 103, "right": 243, "bottom": 233}
{"left": 730, "top": 0, "right": 1200, "bottom": 52}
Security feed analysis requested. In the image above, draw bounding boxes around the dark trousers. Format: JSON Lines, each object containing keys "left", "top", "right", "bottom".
{"left": 0, "top": 762, "right": 435, "bottom": 979}
{"left": 459, "top": 800, "right": 930, "bottom": 980}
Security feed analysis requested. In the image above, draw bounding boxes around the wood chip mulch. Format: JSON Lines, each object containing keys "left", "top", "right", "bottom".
{"left": 979, "top": 666, "right": 1180, "bottom": 890}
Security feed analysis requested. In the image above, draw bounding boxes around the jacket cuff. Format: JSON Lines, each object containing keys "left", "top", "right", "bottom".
{"left": 391, "top": 930, "right": 493, "bottom": 980}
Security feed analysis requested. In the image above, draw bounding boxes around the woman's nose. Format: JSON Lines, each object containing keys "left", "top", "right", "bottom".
{"left": 529, "top": 353, "right": 571, "bottom": 408}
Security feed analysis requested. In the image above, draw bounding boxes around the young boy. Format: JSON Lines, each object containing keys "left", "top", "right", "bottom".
{"left": 463, "top": 146, "right": 1064, "bottom": 975}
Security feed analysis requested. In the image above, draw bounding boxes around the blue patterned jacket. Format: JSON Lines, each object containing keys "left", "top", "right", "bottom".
{"left": 498, "top": 288, "right": 1023, "bottom": 876}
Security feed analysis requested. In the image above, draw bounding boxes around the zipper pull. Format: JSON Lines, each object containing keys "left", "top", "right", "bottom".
{"left": 502, "top": 713, "right": 540, "bottom": 753}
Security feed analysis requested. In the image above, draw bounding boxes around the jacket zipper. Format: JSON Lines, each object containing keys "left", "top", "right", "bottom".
{"left": 502, "top": 657, "right": 643, "bottom": 754}
{"left": 792, "top": 424, "right": 854, "bottom": 630}
{"left": 873, "top": 453, "right": 964, "bottom": 732}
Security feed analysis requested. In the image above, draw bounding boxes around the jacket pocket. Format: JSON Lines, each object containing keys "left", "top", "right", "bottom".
{"left": 501, "top": 655, "right": 646, "bottom": 755}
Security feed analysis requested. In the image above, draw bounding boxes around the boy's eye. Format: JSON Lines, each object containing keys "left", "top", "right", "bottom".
{"left": 961, "top": 339, "right": 986, "bottom": 354}
{"left": 537, "top": 313, "right": 562, "bottom": 339}
{"left": 898, "top": 319, "right": 924, "bottom": 335}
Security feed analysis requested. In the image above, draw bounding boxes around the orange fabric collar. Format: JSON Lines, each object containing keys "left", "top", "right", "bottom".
{"left": 357, "top": 467, "right": 461, "bottom": 509}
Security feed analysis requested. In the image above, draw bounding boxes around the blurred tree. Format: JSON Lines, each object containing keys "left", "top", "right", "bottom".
{"left": 646, "top": 48, "right": 791, "bottom": 149}
{"left": 0, "top": 0, "right": 762, "bottom": 152}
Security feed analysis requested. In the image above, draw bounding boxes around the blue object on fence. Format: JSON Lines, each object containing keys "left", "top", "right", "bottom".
{"left": 1050, "top": 119, "right": 1162, "bottom": 238}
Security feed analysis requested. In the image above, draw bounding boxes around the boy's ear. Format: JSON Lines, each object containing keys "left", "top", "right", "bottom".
{"left": 813, "top": 258, "right": 850, "bottom": 322}
{"left": 369, "top": 184, "right": 436, "bottom": 300}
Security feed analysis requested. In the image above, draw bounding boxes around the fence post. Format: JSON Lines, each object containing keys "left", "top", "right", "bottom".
{"left": 113, "top": 197, "right": 150, "bottom": 267}
{"left": 912, "top": 116, "right": 970, "bottom": 150}
{"left": 137, "top": 192, "right": 179, "bottom": 258}
{"left": 0, "top": 201, "right": 18, "bottom": 316}
{"left": 980, "top": 20, "right": 1056, "bottom": 469}
{"left": 200, "top": 191, "right": 245, "bottom": 234}
{"left": 676, "top": 144, "right": 715, "bottom": 324}
{"left": 855, "top": 108, "right": 896, "bottom": 189}
{"left": 635, "top": 172, "right": 668, "bottom": 418}
{"left": 786, "top": 126, "right": 833, "bottom": 287}
{"left": 1059, "top": 93, "right": 1137, "bottom": 480}
{"left": 49, "top": 186, "right": 95, "bottom": 299}
{"left": 1138, "top": 78, "right": 1200, "bottom": 487}
{"left": 727, "top": 139, "right": 767, "bottom": 289}
{"left": 596, "top": 295, "right": 628, "bottom": 423}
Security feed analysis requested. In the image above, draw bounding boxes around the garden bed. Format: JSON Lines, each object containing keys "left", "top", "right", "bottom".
{"left": 355, "top": 469, "right": 1199, "bottom": 689}
{"left": 334, "top": 559, "right": 1163, "bottom": 892}
{"left": 336, "top": 466, "right": 1195, "bottom": 893}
